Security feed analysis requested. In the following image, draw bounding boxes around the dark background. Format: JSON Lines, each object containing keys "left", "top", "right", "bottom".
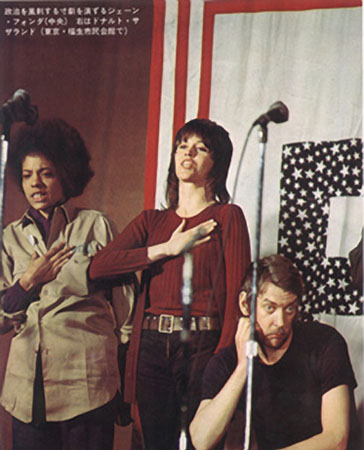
{"left": 0, "top": 1, "right": 154, "bottom": 448}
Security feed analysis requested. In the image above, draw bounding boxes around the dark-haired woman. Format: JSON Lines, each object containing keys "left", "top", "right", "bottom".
{"left": 0, "top": 119, "right": 132, "bottom": 450}
{"left": 89, "top": 118, "right": 251, "bottom": 449}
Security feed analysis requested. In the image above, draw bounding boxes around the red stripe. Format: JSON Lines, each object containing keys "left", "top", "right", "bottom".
{"left": 146, "top": 0, "right": 361, "bottom": 204}
{"left": 173, "top": 0, "right": 191, "bottom": 137}
{"left": 144, "top": 0, "right": 166, "bottom": 209}
{"left": 203, "top": 0, "right": 360, "bottom": 14}
{"left": 198, "top": 4, "right": 215, "bottom": 118}
{"left": 198, "top": 0, "right": 361, "bottom": 117}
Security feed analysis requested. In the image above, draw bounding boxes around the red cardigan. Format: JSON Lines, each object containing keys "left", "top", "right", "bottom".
{"left": 89, "top": 203, "right": 251, "bottom": 402}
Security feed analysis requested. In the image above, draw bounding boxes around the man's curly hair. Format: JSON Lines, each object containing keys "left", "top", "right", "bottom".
{"left": 9, "top": 118, "right": 94, "bottom": 200}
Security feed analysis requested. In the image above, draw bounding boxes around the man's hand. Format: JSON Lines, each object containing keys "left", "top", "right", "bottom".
{"left": 235, "top": 316, "right": 250, "bottom": 368}
{"left": 236, "top": 315, "right": 271, "bottom": 366}
{"left": 19, "top": 242, "right": 75, "bottom": 292}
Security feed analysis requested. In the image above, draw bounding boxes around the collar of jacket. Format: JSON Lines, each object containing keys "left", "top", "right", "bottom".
{"left": 15, "top": 203, "right": 80, "bottom": 229}
{"left": 14, "top": 203, "right": 81, "bottom": 249}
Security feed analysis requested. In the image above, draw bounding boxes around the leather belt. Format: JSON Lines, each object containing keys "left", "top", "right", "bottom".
{"left": 142, "top": 314, "right": 220, "bottom": 334}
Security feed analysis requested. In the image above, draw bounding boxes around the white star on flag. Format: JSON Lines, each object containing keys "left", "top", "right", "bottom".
{"left": 313, "top": 187, "right": 324, "bottom": 200}
{"left": 338, "top": 279, "right": 349, "bottom": 290}
{"left": 293, "top": 168, "right": 302, "bottom": 179}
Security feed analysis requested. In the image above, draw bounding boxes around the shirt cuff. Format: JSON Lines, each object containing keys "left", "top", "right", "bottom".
{"left": 2, "top": 280, "right": 32, "bottom": 313}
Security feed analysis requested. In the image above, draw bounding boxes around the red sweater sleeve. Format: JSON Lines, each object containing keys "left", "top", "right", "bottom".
{"left": 89, "top": 211, "right": 153, "bottom": 279}
{"left": 216, "top": 204, "right": 251, "bottom": 351}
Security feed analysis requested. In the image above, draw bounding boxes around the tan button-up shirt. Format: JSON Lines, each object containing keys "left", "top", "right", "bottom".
{"left": 0, "top": 205, "right": 132, "bottom": 423}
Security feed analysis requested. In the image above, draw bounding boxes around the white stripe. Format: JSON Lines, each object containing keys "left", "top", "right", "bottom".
{"left": 185, "top": 0, "right": 205, "bottom": 122}
{"left": 155, "top": 0, "right": 179, "bottom": 208}
{"left": 209, "top": 8, "right": 362, "bottom": 255}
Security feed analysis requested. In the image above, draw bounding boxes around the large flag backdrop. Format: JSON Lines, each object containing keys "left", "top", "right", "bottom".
{"left": 143, "top": 0, "right": 363, "bottom": 416}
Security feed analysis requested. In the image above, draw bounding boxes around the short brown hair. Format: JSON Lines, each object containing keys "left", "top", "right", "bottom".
{"left": 240, "top": 254, "right": 304, "bottom": 312}
{"left": 166, "top": 118, "right": 233, "bottom": 209}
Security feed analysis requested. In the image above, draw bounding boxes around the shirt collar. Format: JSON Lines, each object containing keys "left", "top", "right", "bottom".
{"left": 18, "top": 203, "right": 74, "bottom": 228}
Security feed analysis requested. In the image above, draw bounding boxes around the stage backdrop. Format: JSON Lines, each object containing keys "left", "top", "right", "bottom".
{"left": 143, "top": 0, "right": 363, "bottom": 427}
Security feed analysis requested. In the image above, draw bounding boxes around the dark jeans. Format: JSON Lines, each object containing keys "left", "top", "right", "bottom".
{"left": 12, "top": 406, "right": 115, "bottom": 450}
{"left": 136, "top": 329, "right": 220, "bottom": 450}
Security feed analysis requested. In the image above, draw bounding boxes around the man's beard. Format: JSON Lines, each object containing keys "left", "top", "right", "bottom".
{"left": 256, "top": 326, "right": 291, "bottom": 350}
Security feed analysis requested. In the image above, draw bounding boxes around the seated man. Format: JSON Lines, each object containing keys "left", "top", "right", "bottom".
{"left": 190, "top": 254, "right": 360, "bottom": 450}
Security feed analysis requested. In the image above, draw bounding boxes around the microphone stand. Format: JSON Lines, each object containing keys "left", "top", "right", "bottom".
{"left": 243, "top": 124, "right": 267, "bottom": 450}
{"left": 179, "top": 251, "right": 193, "bottom": 450}
{"left": 0, "top": 118, "right": 12, "bottom": 248}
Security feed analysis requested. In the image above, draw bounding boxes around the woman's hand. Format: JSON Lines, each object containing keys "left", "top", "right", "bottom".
{"left": 147, "top": 219, "right": 217, "bottom": 261}
{"left": 167, "top": 218, "right": 217, "bottom": 255}
{"left": 19, "top": 242, "right": 75, "bottom": 292}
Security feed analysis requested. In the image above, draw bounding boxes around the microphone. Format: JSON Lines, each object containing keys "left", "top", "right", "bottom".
{"left": 253, "top": 101, "right": 289, "bottom": 127}
{"left": 0, "top": 89, "right": 38, "bottom": 126}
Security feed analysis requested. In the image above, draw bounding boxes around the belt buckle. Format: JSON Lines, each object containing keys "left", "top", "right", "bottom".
{"left": 200, "top": 316, "right": 209, "bottom": 331}
{"left": 190, "top": 317, "right": 197, "bottom": 331}
{"left": 158, "top": 314, "right": 174, "bottom": 334}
